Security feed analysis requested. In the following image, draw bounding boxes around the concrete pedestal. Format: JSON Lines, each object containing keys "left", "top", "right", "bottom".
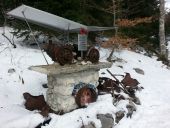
{"left": 29, "top": 62, "right": 112, "bottom": 112}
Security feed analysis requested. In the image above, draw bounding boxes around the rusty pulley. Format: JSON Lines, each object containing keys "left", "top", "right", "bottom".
{"left": 72, "top": 44, "right": 100, "bottom": 63}
{"left": 43, "top": 41, "right": 73, "bottom": 66}
{"left": 86, "top": 47, "right": 100, "bottom": 63}
{"left": 72, "top": 82, "right": 97, "bottom": 107}
{"left": 56, "top": 45, "right": 73, "bottom": 66}
{"left": 43, "top": 40, "right": 100, "bottom": 65}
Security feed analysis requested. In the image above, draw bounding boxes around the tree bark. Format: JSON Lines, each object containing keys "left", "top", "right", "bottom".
{"left": 159, "top": 0, "right": 166, "bottom": 55}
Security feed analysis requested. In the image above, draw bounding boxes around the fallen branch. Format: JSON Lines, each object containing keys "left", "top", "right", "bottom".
{"left": 107, "top": 47, "right": 114, "bottom": 62}
{"left": 2, "top": 33, "right": 16, "bottom": 48}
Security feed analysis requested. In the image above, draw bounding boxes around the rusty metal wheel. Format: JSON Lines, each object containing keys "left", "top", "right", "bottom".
{"left": 56, "top": 45, "right": 73, "bottom": 66}
{"left": 86, "top": 47, "right": 99, "bottom": 63}
{"left": 75, "top": 86, "right": 97, "bottom": 107}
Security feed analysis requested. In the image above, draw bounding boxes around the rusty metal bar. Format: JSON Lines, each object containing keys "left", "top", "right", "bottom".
{"left": 106, "top": 69, "right": 130, "bottom": 95}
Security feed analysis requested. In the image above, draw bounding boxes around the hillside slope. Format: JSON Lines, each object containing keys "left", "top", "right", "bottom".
{"left": 0, "top": 27, "right": 170, "bottom": 128}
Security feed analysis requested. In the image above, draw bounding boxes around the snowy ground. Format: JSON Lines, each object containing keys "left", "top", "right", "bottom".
{"left": 0, "top": 27, "right": 170, "bottom": 128}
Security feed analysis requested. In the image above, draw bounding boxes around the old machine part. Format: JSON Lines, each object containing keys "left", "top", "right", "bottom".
{"left": 86, "top": 47, "right": 100, "bottom": 63}
{"left": 23, "top": 92, "right": 53, "bottom": 117}
{"left": 72, "top": 44, "right": 100, "bottom": 63}
{"left": 72, "top": 82, "right": 97, "bottom": 107}
{"left": 43, "top": 41, "right": 73, "bottom": 66}
{"left": 43, "top": 40, "right": 100, "bottom": 65}
{"left": 97, "top": 77, "right": 120, "bottom": 93}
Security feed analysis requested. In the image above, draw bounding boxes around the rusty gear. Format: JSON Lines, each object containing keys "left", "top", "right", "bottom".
{"left": 43, "top": 42, "right": 73, "bottom": 66}
{"left": 86, "top": 47, "right": 99, "bottom": 63}
{"left": 75, "top": 86, "right": 97, "bottom": 107}
{"left": 56, "top": 45, "right": 73, "bottom": 66}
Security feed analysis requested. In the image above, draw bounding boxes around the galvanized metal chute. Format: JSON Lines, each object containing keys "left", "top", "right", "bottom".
{"left": 7, "top": 5, "right": 116, "bottom": 63}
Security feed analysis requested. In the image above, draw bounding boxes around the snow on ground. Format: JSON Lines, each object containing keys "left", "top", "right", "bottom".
{"left": 0, "top": 27, "right": 170, "bottom": 128}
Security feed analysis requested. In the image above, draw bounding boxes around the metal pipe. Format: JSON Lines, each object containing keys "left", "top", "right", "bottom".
{"left": 21, "top": 10, "right": 49, "bottom": 65}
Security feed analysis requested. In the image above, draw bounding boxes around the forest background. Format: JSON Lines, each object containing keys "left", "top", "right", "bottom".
{"left": 0, "top": 0, "right": 170, "bottom": 54}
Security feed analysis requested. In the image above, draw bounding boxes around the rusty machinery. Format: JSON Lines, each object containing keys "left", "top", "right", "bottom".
{"left": 43, "top": 41, "right": 73, "bottom": 66}
{"left": 72, "top": 82, "right": 97, "bottom": 107}
{"left": 43, "top": 40, "right": 99, "bottom": 66}
{"left": 85, "top": 47, "right": 99, "bottom": 63}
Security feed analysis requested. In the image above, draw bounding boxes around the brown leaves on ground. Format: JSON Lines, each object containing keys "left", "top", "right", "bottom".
{"left": 116, "top": 17, "right": 153, "bottom": 27}
{"left": 101, "top": 36, "right": 138, "bottom": 50}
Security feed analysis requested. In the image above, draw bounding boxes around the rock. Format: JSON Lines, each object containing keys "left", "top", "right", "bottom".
{"left": 126, "top": 100, "right": 136, "bottom": 118}
{"left": 115, "top": 111, "right": 125, "bottom": 123}
{"left": 81, "top": 61, "right": 87, "bottom": 65}
{"left": 42, "top": 83, "right": 48, "bottom": 88}
{"left": 101, "top": 72, "right": 106, "bottom": 75}
{"left": 81, "top": 122, "right": 96, "bottom": 128}
{"left": 86, "top": 61, "right": 92, "bottom": 64}
{"left": 35, "top": 118, "right": 51, "bottom": 128}
{"left": 117, "top": 65, "right": 123, "bottom": 69}
{"left": 77, "top": 57, "right": 82, "bottom": 61}
{"left": 97, "top": 113, "right": 114, "bottom": 128}
{"left": 8, "top": 68, "right": 15, "bottom": 73}
{"left": 133, "top": 68, "right": 144, "bottom": 75}
{"left": 131, "top": 96, "right": 141, "bottom": 105}
{"left": 113, "top": 94, "right": 125, "bottom": 105}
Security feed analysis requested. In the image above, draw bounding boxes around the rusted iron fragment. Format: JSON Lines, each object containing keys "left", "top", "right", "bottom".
{"left": 43, "top": 41, "right": 99, "bottom": 65}
{"left": 121, "top": 73, "right": 139, "bottom": 88}
{"left": 23, "top": 92, "right": 53, "bottom": 117}
{"left": 72, "top": 82, "right": 97, "bottom": 107}
{"left": 75, "top": 86, "right": 97, "bottom": 107}
{"left": 43, "top": 41, "right": 73, "bottom": 66}
{"left": 97, "top": 77, "right": 120, "bottom": 93}
{"left": 86, "top": 47, "right": 100, "bottom": 63}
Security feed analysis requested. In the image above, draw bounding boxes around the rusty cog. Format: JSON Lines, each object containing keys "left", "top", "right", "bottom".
{"left": 86, "top": 47, "right": 99, "bottom": 63}
{"left": 75, "top": 86, "right": 97, "bottom": 107}
{"left": 57, "top": 45, "right": 73, "bottom": 66}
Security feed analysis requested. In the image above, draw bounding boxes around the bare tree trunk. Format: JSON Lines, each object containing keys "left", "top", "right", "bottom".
{"left": 159, "top": 0, "right": 166, "bottom": 55}
{"left": 113, "top": 0, "right": 116, "bottom": 26}
{"left": 107, "top": 0, "right": 118, "bottom": 62}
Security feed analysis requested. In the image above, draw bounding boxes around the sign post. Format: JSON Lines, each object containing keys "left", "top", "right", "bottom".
{"left": 78, "top": 28, "right": 88, "bottom": 59}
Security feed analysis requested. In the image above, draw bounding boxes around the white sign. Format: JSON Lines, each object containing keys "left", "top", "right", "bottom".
{"left": 78, "top": 34, "right": 87, "bottom": 51}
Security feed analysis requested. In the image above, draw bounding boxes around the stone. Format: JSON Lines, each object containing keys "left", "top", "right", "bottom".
{"left": 8, "top": 68, "right": 15, "bottom": 73}
{"left": 46, "top": 70, "right": 99, "bottom": 112}
{"left": 97, "top": 113, "right": 114, "bottom": 128}
{"left": 133, "top": 68, "right": 144, "bottom": 75}
{"left": 126, "top": 100, "right": 137, "bottom": 118}
{"left": 42, "top": 83, "right": 48, "bottom": 88}
{"left": 46, "top": 90, "right": 78, "bottom": 112}
{"left": 81, "top": 122, "right": 96, "bottom": 128}
{"left": 29, "top": 62, "right": 112, "bottom": 112}
{"left": 115, "top": 111, "right": 125, "bottom": 123}
{"left": 35, "top": 118, "right": 51, "bottom": 128}
{"left": 29, "top": 62, "right": 112, "bottom": 75}
{"left": 117, "top": 65, "right": 123, "bottom": 69}
{"left": 131, "top": 96, "right": 141, "bottom": 105}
